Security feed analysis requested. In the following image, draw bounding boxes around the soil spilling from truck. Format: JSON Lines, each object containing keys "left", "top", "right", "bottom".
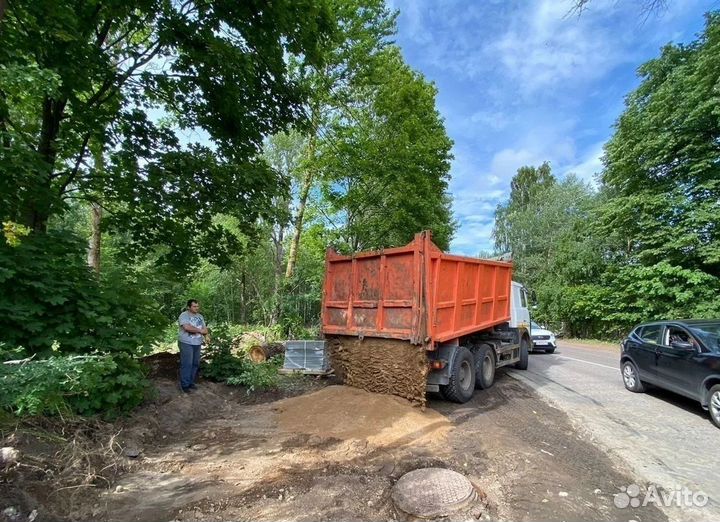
{"left": 327, "top": 336, "right": 429, "bottom": 406}
{"left": 275, "top": 385, "right": 450, "bottom": 447}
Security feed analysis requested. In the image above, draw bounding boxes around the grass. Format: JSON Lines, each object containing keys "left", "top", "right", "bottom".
{"left": 558, "top": 338, "right": 621, "bottom": 350}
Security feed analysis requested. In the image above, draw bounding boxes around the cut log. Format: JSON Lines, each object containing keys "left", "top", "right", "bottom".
{"left": 247, "top": 343, "right": 285, "bottom": 363}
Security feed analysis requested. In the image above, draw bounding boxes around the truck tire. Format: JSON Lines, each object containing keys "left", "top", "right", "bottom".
{"left": 514, "top": 336, "right": 529, "bottom": 370}
{"left": 474, "top": 345, "right": 495, "bottom": 389}
{"left": 441, "top": 346, "right": 476, "bottom": 403}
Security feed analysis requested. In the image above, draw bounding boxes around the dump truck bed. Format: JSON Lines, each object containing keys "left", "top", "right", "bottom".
{"left": 322, "top": 231, "right": 512, "bottom": 349}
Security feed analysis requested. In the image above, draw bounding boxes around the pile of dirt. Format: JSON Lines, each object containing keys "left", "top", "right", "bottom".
{"left": 274, "top": 385, "right": 450, "bottom": 448}
{"left": 327, "top": 336, "right": 429, "bottom": 406}
{"left": 141, "top": 352, "right": 179, "bottom": 379}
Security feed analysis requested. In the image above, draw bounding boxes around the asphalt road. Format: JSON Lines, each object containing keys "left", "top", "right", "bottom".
{"left": 508, "top": 340, "right": 719, "bottom": 522}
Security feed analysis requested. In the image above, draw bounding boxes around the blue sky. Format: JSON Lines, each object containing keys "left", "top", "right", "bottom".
{"left": 388, "top": 0, "right": 715, "bottom": 255}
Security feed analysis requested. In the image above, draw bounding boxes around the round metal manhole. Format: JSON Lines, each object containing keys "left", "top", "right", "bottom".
{"left": 392, "top": 467, "right": 477, "bottom": 518}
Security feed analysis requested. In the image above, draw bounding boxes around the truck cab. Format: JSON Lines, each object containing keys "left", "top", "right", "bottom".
{"left": 510, "top": 281, "right": 531, "bottom": 329}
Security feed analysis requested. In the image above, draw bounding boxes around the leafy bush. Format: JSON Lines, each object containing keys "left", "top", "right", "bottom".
{"left": 201, "top": 324, "right": 281, "bottom": 391}
{"left": 0, "top": 353, "right": 149, "bottom": 417}
{"left": 0, "top": 230, "right": 165, "bottom": 356}
{"left": 225, "top": 357, "right": 282, "bottom": 392}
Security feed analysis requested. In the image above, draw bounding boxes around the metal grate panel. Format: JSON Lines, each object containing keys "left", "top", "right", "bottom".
{"left": 282, "top": 340, "right": 329, "bottom": 371}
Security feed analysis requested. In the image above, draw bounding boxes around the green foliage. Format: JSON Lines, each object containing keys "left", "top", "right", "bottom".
{"left": 0, "top": 0, "right": 334, "bottom": 267}
{"left": 494, "top": 162, "right": 556, "bottom": 254}
{"left": 200, "top": 325, "right": 281, "bottom": 390}
{"left": 225, "top": 357, "right": 282, "bottom": 392}
{"left": 0, "top": 230, "right": 164, "bottom": 355}
{"left": 319, "top": 46, "right": 455, "bottom": 252}
{"left": 0, "top": 352, "right": 148, "bottom": 417}
{"left": 493, "top": 167, "right": 600, "bottom": 298}
{"left": 601, "top": 12, "right": 720, "bottom": 275}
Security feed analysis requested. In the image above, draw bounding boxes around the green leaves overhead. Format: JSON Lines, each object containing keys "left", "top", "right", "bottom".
{"left": 0, "top": 0, "right": 334, "bottom": 266}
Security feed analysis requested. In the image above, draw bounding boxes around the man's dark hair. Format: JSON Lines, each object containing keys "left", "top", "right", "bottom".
{"left": 187, "top": 299, "right": 199, "bottom": 309}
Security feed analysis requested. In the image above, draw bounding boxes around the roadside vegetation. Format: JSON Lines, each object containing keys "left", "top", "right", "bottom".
{"left": 494, "top": 12, "right": 720, "bottom": 340}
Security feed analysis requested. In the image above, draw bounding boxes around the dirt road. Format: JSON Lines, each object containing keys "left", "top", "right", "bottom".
{"left": 4, "top": 371, "right": 672, "bottom": 522}
{"left": 511, "top": 340, "right": 718, "bottom": 521}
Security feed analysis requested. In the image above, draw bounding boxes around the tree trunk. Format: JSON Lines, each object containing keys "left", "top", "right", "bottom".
{"left": 87, "top": 142, "right": 105, "bottom": 272}
{"left": 285, "top": 103, "right": 318, "bottom": 280}
{"left": 269, "top": 224, "right": 285, "bottom": 326}
{"left": 26, "top": 96, "right": 66, "bottom": 231}
{"left": 285, "top": 167, "right": 313, "bottom": 279}
{"left": 0, "top": 0, "right": 7, "bottom": 23}
{"left": 87, "top": 203, "right": 102, "bottom": 272}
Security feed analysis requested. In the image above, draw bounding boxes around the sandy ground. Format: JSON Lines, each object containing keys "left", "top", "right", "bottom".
{"left": 1, "top": 370, "right": 667, "bottom": 522}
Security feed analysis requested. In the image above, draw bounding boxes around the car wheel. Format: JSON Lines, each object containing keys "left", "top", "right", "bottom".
{"left": 474, "top": 345, "right": 496, "bottom": 390}
{"left": 545, "top": 347, "right": 556, "bottom": 354}
{"left": 707, "top": 385, "right": 720, "bottom": 429}
{"left": 441, "top": 346, "right": 476, "bottom": 403}
{"left": 621, "top": 361, "right": 644, "bottom": 393}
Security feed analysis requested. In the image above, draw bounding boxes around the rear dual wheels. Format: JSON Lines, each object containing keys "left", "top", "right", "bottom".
{"left": 440, "top": 347, "right": 476, "bottom": 403}
{"left": 475, "top": 345, "right": 496, "bottom": 390}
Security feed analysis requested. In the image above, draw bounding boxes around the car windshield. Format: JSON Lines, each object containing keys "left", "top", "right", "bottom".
{"left": 688, "top": 322, "right": 720, "bottom": 351}
{"left": 531, "top": 321, "right": 541, "bottom": 329}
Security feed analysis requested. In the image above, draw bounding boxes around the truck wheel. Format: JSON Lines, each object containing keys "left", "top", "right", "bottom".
{"left": 475, "top": 345, "right": 495, "bottom": 389}
{"left": 441, "top": 346, "right": 476, "bottom": 403}
{"left": 514, "top": 337, "right": 529, "bottom": 370}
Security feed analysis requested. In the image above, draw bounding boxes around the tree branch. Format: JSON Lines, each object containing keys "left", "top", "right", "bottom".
{"left": 57, "top": 133, "right": 91, "bottom": 195}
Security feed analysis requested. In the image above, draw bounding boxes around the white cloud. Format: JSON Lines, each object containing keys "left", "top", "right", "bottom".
{"left": 562, "top": 141, "right": 605, "bottom": 185}
{"left": 486, "top": 0, "right": 631, "bottom": 95}
{"left": 451, "top": 219, "right": 496, "bottom": 255}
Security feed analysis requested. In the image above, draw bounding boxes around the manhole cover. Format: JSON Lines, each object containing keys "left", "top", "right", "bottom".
{"left": 392, "top": 467, "right": 476, "bottom": 518}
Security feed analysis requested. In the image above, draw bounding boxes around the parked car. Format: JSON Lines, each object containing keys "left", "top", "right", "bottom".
{"left": 531, "top": 321, "right": 556, "bottom": 353}
{"left": 620, "top": 320, "right": 720, "bottom": 428}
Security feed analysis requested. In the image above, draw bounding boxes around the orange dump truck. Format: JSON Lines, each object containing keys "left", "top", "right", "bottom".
{"left": 322, "top": 231, "right": 531, "bottom": 405}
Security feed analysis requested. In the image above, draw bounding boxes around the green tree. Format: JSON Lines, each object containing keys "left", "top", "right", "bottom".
{"left": 492, "top": 167, "right": 601, "bottom": 330}
{"left": 284, "top": 0, "right": 396, "bottom": 276}
{"left": 320, "top": 46, "right": 455, "bottom": 251}
{"left": 493, "top": 162, "right": 555, "bottom": 254}
{"left": 0, "top": 0, "right": 334, "bottom": 267}
{"left": 600, "top": 12, "right": 720, "bottom": 277}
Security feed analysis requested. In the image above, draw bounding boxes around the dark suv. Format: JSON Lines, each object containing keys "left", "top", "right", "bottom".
{"left": 620, "top": 320, "right": 720, "bottom": 428}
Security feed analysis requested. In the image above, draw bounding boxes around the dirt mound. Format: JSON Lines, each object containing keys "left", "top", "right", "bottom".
{"left": 328, "top": 336, "right": 429, "bottom": 406}
{"left": 142, "top": 351, "right": 179, "bottom": 379}
{"left": 274, "top": 385, "right": 450, "bottom": 448}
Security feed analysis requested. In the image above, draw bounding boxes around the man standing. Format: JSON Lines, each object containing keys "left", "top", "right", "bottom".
{"left": 178, "top": 299, "right": 207, "bottom": 393}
